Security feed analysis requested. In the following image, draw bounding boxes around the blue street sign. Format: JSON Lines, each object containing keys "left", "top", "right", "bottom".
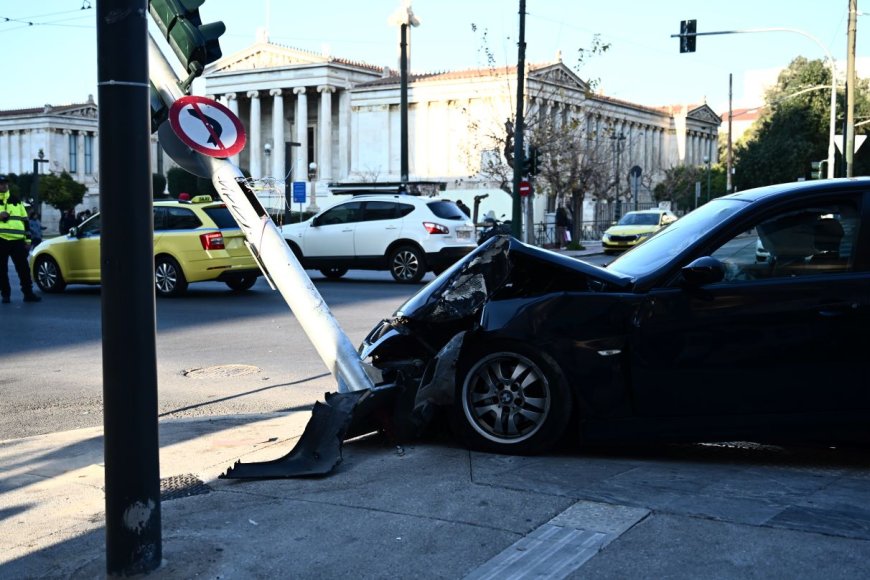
{"left": 292, "top": 181, "right": 306, "bottom": 203}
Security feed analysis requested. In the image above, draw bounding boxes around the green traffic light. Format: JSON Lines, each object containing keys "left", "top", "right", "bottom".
{"left": 149, "top": 0, "right": 225, "bottom": 77}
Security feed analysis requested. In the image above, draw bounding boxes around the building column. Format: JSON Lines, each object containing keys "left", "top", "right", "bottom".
{"left": 338, "top": 87, "right": 351, "bottom": 181}
{"left": 224, "top": 93, "right": 240, "bottom": 165}
{"left": 248, "top": 90, "right": 261, "bottom": 177}
{"left": 293, "top": 86, "right": 308, "bottom": 183}
{"left": 77, "top": 130, "right": 86, "bottom": 181}
{"left": 317, "top": 85, "right": 334, "bottom": 184}
{"left": 270, "top": 89, "right": 285, "bottom": 181}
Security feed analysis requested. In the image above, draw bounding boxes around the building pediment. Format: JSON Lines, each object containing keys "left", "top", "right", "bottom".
{"left": 52, "top": 104, "right": 98, "bottom": 119}
{"left": 687, "top": 104, "right": 721, "bottom": 125}
{"left": 528, "top": 63, "right": 590, "bottom": 93}
{"left": 206, "top": 41, "right": 382, "bottom": 76}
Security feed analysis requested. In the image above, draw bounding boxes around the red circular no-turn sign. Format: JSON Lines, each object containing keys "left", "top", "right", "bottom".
{"left": 519, "top": 180, "right": 531, "bottom": 196}
{"left": 168, "top": 95, "right": 246, "bottom": 158}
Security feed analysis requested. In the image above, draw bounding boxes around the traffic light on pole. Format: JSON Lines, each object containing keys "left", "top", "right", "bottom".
{"left": 149, "top": 0, "right": 225, "bottom": 81}
{"left": 811, "top": 161, "right": 823, "bottom": 179}
{"left": 680, "top": 19, "right": 697, "bottom": 53}
{"left": 528, "top": 145, "right": 540, "bottom": 175}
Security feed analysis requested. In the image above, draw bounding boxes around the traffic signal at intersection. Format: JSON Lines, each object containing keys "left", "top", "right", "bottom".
{"left": 680, "top": 19, "right": 697, "bottom": 53}
{"left": 149, "top": 0, "right": 225, "bottom": 78}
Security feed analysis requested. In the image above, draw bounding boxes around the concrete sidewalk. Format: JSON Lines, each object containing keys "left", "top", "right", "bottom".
{"left": 3, "top": 409, "right": 870, "bottom": 579}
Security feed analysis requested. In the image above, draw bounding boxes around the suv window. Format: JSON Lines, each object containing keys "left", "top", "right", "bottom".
{"left": 317, "top": 202, "right": 362, "bottom": 226}
{"left": 427, "top": 200, "right": 466, "bottom": 220}
{"left": 397, "top": 203, "right": 415, "bottom": 218}
{"left": 362, "top": 201, "right": 397, "bottom": 222}
{"left": 155, "top": 207, "right": 202, "bottom": 231}
{"left": 203, "top": 206, "right": 239, "bottom": 229}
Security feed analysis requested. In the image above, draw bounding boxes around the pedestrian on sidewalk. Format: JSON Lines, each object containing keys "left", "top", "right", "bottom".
{"left": 0, "top": 175, "right": 41, "bottom": 303}
{"left": 556, "top": 204, "right": 571, "bottom": 249}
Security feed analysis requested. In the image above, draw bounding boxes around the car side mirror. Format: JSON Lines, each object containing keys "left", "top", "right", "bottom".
{"left": 69, "top": 226, "right": 78, "bottom": 237}
{"left": 681, "top": 256, "right": 725, "bottom": 286}
{"left": 311, "top": 216, "right": 322, "bottom": 227}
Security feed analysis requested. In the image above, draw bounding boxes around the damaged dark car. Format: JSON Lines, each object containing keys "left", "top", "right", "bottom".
{"left": 359, "top": 178, "right": 870, "bottom": 455}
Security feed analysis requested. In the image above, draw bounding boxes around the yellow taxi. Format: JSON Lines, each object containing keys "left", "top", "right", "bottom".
{"left": 601, "top": 209, "right": 678, "bottom": 254}
{"left": 30, "top": 195, "right": 261, "bottom": 297}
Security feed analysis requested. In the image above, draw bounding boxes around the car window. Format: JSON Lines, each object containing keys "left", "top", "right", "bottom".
{"left": 362, "top": 201, "right": 397, "bottom": 222}
{"left": 202, "top": 206, "right": 240, "bottom": 229}
{"left": 710, "top": 202, "right": 861, "bottom": 282}
{"left": 156, "top": 207, "right": 202, "bottom": 231}
{"left": 397, "top": 203, "right": 415, "bottom": 217}
{"left": 427, "top": 200, "right": 466, "bottom": 220}
{"left": 318, "top": 202, "right": 362, "bottom": 225}
{"left": 78, "top": 214, "right": 101, "bottom": 236}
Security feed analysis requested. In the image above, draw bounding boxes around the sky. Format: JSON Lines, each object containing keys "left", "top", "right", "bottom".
{"left": 1, "top": 0, "right": 866, "bottom": 115}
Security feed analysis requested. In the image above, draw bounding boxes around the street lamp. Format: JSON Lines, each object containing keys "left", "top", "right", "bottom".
{"left": 308, "top": 161, "right": 318, "bottom": 212}
{"left": 389, "top": 1, "right": 420, "bottom": 186}
{"left": 704, "top": 154, "right": 712, "bottom": 203}
{"left": 31, "top": 148, "right": 48, "bottom": 217}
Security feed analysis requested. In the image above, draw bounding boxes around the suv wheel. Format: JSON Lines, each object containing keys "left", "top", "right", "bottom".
{"left": 320, "top": 267, "right": 348, "bottom": 279}
{"left": 155, "top": 256, "right": 188, "bottom": 297}
{"left": 389, "top": 245, "right": 426, "bottom": 283}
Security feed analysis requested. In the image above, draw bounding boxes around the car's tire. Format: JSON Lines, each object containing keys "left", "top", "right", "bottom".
{"left": 33, "top": 255, "right": 66, "bottom": 293}
{"left": 319, "top": 267, "right": 348, "bottom": 279}
{"left": 225, "top": 275, "right": 258, "bottom": 291}
{"left": 388, "top": 245, "right": 426, "bottom": 283}
{"left": 155, "top": 256, "right": 188, "bottom": 297}
{"left": 450, "top": 342, "right": 572, "bottom": 455}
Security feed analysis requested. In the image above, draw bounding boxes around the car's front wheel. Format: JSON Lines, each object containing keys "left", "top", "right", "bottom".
{"left": 155, "top": 256, "right": 188, "bottom": 297}
{"left": 388, "top": 245, "right": 426, "bottom": 283}
{"left": 34, "top": 255, "right": 66, "bottom": 293}
{"left": 225, "top": 275, "right": 258, "bottom": 291}
{"left": 450, "top": 343, "right": 572, "bottom": 455}
{"left": 320, "top": 267, "right": 348, "bottom": 280}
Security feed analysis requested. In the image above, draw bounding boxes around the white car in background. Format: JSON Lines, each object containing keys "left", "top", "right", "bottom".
{"left": 280, "top": 194, "right": 476, "bottom": 283}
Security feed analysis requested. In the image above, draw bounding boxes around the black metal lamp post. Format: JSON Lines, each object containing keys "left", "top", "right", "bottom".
{"left": 31, "top": 149, "right": 48, "bottom": 216}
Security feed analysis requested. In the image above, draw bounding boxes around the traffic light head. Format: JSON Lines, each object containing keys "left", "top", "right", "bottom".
{"left": 149, "top": 0, "right": 225, "bottom": 78}
{"left": 528, "top": 145, "right": 540, "bottom": 175}
{"left": 680, "top": 19, "right": 697, "bottom": 53}
{"left": 810, "top": 160, "right": 823, "bottom": 179}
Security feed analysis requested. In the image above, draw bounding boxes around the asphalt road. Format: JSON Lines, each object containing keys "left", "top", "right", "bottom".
{"left": 1, "top": 269, "right": 425, "bottom": 440}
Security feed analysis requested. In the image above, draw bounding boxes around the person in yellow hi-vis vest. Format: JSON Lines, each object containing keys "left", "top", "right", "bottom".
{"left": 0, "top": 175, "right": 41, "bottom": 303}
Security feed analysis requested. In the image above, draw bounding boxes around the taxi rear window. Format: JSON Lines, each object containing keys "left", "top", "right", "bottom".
{"left": 203, "top": 206, "right": 240, "bottom": 229}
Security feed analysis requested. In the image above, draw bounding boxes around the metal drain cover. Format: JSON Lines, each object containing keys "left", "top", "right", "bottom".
{"left": 183, "top": 364, "right": 261, "bottom": 379}
{"left": 160, "top": 473, "right": 211, "bottom": 502}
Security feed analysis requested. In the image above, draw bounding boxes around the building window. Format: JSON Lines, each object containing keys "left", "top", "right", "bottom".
{"left": 69, "top": 133, "right": 78, "bottom": 173}
{"left": 84, "top": 134, "right": 94, "bottom": 175}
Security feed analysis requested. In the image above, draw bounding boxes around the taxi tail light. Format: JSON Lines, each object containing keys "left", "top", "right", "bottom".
{"left": 200, "top": 231, "right": 225, "bottom": 250}
{"left": 423, "top": 222, "right": 449, "bottom": 235}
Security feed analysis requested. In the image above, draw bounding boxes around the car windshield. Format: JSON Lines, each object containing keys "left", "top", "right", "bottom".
{"left": 427, "top": 200, "right": 467, "bottom": 220}
{"left": 617, "top": 212, "right": 661, "bottom": 226}
{"left": 606, "top": 199, "right": 748, "bottom": 279}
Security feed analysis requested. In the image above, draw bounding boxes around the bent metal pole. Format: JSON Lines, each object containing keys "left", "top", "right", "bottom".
{"left": 148, "top": 36, "right": 373, "bottom": 394}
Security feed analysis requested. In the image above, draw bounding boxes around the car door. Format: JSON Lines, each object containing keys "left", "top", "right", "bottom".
{"left": 354, "top": 200, "right": 399, "bottom": 258}
{"left": 303, "top": 201, "right": 361, "bottom": 258}
{"left": 629, "top": 195, "right": 870, "bottom": 417}
{"left": 64, "top": 213, "right": 102, "bottom": 281}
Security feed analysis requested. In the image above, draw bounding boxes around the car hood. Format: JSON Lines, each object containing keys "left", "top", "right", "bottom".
{"left": 394, "top": 235, "right": 631, "bottom": 323}
{"left": 604, "top": 225, "right": 659, "bottom": 236}
{"left": 281, "top": 219, "right": 313, "bottom": 236}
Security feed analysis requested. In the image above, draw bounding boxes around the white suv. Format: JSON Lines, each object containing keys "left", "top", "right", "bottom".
{"left": 280, "top": 194, "right": 476, "bottom": 283}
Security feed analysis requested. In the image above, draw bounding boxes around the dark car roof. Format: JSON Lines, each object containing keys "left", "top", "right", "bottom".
{"left": 723, "top": 177, "right": 870, "bottom": 203}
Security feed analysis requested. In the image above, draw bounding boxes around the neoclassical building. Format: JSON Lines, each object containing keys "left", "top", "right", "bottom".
{"left": 202, "top": 34, "right": 720, "bottom": 225}
{"left": 0, "top": 97, "right": 101, "bottom": 233}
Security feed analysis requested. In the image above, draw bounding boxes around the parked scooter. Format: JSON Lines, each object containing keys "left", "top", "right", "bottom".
{"left": 477, "top": 211, "right": 512, "bottom": 245}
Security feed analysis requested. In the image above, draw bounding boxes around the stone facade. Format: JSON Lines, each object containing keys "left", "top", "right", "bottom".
{"left": 203, "top": 38, "right": 720, "bottom": 228}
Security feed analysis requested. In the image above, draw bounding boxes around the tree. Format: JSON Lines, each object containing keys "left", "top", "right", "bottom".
{"left": 153, "top": 173, "right": 168, "bottom": 199}
{"left": 39, "top": 171, "right": 87, "bottom": 214}
{"left": 733, "top": 56, "right": 870, "bottom": 188}
{"left": 167, "top": 166, "right": 198, "bottom": 198}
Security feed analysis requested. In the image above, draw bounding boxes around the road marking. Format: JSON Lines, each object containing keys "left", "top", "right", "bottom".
{"left": 464, "top": 500, "right": 649, "bottom": 580}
